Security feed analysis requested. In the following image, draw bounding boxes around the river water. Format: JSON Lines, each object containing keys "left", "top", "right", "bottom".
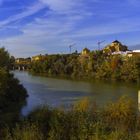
{"left": 13, "top": 71, "right": 139, "bottom": 115}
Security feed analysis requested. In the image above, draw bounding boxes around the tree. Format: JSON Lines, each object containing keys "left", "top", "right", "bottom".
{"left": 0, "top": 48, "right": 28, "bottom": 126}
{"left": 120, "top": 57, "right": 139, "bottom": 82}
{"left": 0, "top": 47, "right": 10, "bottom": 68}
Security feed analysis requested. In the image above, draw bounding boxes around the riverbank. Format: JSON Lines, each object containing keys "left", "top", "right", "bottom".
{"left": 1, "top": 97, "right": 140, "bottom": 140}
{"left": 29, "top": 52, "right": 140, "bottom": 83}
{"left": 30, "top": 70, "right": 140, "bottom": 85}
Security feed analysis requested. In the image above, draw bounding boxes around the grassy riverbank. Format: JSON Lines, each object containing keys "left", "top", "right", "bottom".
{"left": 1, "top": 97, "right": 140, "bottom": 140}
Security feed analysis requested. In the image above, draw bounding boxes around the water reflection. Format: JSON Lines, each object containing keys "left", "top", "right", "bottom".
{"left": 13, "top": 71, "right": 139, "bottom": 116}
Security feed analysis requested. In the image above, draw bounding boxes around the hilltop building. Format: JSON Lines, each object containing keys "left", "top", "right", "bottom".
{"left": 79, "top": 48, "right": 90, "bottom": 63}
{"left": 81, "top": 48, "right": 90, "bottom": 56}
{"left": 32, "top": 54, "right": 47, "bottom": 62}
{"left": 103, "top": 40, "right": 128, "bottom": 54}
{"left": 102, "top": 40, "right": 140, "bottom": 57}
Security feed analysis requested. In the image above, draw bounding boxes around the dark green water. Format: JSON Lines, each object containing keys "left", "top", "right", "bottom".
{"left": 13, "top": 71, "right": 139, "bottom": 115}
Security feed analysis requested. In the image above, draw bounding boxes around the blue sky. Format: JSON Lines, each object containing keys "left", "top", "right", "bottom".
{"left": 0, "top": 0, "right": 140, "bottom": 57}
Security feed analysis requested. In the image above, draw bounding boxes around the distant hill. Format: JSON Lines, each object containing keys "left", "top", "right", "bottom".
{"left": 103, "top": 40, "right": 128, "bottom": 54}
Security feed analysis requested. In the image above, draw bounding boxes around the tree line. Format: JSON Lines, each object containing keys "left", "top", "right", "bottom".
{"left": 30, "top": 51, "right": 140, "bottom": 82}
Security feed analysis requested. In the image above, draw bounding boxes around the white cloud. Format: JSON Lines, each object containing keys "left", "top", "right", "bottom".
{"left": 3, "top": 15, "right": 140, "bottom": 57}
{"left": 1, "top": 15, "right": 79, "bottom": 57}
{"left": 39, "top": 0, "right": 83, "bottom": 12}
{"left": 1, "top": 0, "right": 140, "bottom": 57}
{"left": 0, "top": 2, "right": 46, "bottom": 27}
{"left": 0, "top": 0, "right": 94, "bottom": 57}
{"left": 69, "top": 17, "right": 140, "bottom": 38}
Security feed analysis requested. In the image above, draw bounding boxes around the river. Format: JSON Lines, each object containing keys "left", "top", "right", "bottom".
{"left": 13, "top": 71, "right": 139, "bottom": 115}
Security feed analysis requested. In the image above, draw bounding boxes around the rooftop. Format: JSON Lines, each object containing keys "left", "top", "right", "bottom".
{"left": 112, "top": 40, "right": 121, "bottom": 44}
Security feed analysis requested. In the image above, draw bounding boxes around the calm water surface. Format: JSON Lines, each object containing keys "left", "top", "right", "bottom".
{"left": 13, "top": 71, "right": 139, "bottom": 115}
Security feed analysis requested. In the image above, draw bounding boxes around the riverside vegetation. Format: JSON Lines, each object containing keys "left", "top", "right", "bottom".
{"left": 1, "top": 97, "right": 140, "bottom": 140}
{"left": 0, "top": 48, "right": 140, "bottom": 139}
{"left": 0, "top": 48, "right": 27, "bottom": 131}
{"left": 30, "top": 51, "right": 140, "bottom": 82}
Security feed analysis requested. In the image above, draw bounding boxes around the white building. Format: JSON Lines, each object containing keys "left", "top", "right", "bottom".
{"left": 133, "top": 50, "right": 140, "bottom": 53}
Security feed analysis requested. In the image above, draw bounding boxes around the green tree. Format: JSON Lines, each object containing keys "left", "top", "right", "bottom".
{"left": 0, "top": 47, "right": 10, "bottom": 68}
{"left": 120, "top": 57, "right": 139, "bottom": 82}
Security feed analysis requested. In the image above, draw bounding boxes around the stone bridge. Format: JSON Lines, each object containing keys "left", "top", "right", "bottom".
{"left": 13, "top": 63, "right": 30, "bottom": 71}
